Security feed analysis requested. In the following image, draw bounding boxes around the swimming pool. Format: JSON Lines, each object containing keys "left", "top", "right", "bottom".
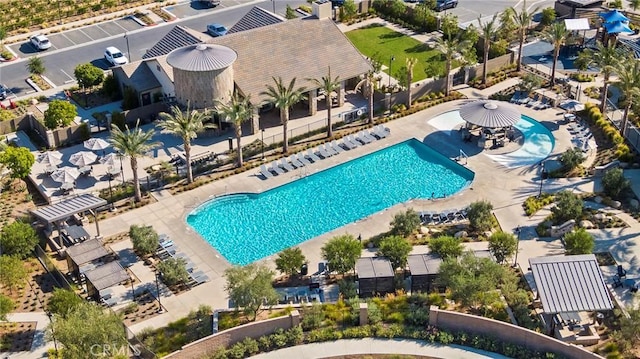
{"left": 428, "top": 111, "right": 555, "bottom": 168}
{"left": 187, "top": 139, "right": 474, "bottom": 265}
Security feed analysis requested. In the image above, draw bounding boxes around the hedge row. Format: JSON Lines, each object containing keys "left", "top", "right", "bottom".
{"left": 582, "top": 103, "right": 632, "bottom": 161}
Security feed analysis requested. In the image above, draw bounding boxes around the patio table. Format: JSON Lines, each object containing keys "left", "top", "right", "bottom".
{"left": 107, "top": 167, "right": 121, "bottom": 179}
{"left": 60, "top": 182, "right": 74, "bottom": 192}
{"left": 66, "top": 225, "right": 90, "bottom": 242}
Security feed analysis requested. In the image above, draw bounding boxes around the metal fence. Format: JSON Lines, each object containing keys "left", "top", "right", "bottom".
{"left": 34, "top": 244, "right": 73, "bottom": 290}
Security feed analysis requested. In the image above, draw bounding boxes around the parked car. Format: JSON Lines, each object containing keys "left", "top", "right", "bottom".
{"left": 206, "top": 23, "right": 228, "bottom": 37}
{"left": 435, "top": 0, "right": 457, "bottom": 11}
{"left": 192, "top": 0, "right": 220, "bottom": 7}
{"left": 30, "top": 34, "right": 51, "bottom": 51}
{"left": 0, "top": 84, "right": 7, "bottom": 100}
{"left": 104, "top": 47, "right": 128, "bottom": 66}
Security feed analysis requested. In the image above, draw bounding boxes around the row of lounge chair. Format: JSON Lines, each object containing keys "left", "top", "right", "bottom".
{"left": 419, "top": 208, "right": 469, "bottom": 225}
{"left": 157, "top": 235, "right": 209, "bottom": 287}
{"left": 259, "top": 125, "right": 390, "bottom": 179}
{"left": 510, "top": 92, "right": 552, "bottom": 110}
{"left": 567, "top": 121, "right": 595, "bottom": 153}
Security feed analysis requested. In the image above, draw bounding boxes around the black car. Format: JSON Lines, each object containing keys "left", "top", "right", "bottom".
{"left": 435, "top": 0, "right": 458, "bottom": 11}
{"left": 0, "top": 84, "right": 7, "bottom": 100}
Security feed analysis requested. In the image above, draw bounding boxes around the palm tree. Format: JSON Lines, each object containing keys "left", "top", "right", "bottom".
{"left": 477, "top": 14, "right": 498, "bottom": 85}
{"left": 539, "top": 21, "right": 569, "bottom": 86}
{"left": 260, "top": 77, "right": 306, "bottom": 154}
{"left": 434, "top": 36, "right": 470, "bottom": 96}
{"left": 578, "top": 42, "right": 620, "bottom": 113}
{"left": 405, "top": 57, "right": 418, "bottom": 108}
{"left": 307, "top": 67, "right": 340, "bottom": 138}
{"left": 507, "top": 0, "right": 540, "bottom": 72}
{"left": 631, "top": 0, "right": 640, "bottom": 11}
{"left": 158, "top": 103, "right": 211, "bottom": 184}
{"left": 355, "top": 71, "right": 376, "bottom": 124}
{"left": 613, "top": 56, "right": 640, "bottom": 137}
{"left": 109, "top": 121, "right": 160, "bottom": 202}
{"left": 215, "top": 92, "right": 254, "bottom": 167}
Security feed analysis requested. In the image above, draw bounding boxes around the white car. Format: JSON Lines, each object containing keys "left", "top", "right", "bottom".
{"left": 30, "top": 34, "right": 51, "bottom": 51}
{"left": 104, "top": 47, "right": 128, "bottom": 66}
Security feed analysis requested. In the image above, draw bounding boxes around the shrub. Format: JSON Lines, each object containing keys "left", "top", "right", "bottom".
{"left": 301, "top": 303, "right": 324, "bottom": 330}
{"left": 157, "top": 257, "right": 189, "bottom": 286}
{"left": 338, "top": 279, "right": 357, "bottom": 299}
{"left": 428, "top": 235, "right": 463, "bottom": 258}
{"left": 564, "top": 228, "right": 594, "bottom": 255}
{"left": 551, "top": 191, "right": 583, "bottom": 223}
{"left": 467, "top": 200, "right": 494, "bottom": 232}
{"left": 602, "top": 167, "right": 631, "bottom": 199}
{"left": 129, "top": 224, "right": 159, "bottom": 257}
{"left": 560, "top": 147, "right": 585, "bottom": 171}
{"left": 523, "top": 193, "right": 554, "bottom": 216}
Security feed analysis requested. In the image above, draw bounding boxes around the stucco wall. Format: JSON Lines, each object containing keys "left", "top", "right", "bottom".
{"left": 429, "top": 307, "right": 603, "bottom": 359}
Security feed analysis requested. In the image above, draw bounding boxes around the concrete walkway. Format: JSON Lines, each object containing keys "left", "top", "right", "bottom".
{"left": 4, "top": 312, "right": 56, "bottom": 359}
{"left": 250, "top": 338, "right": 510, "bottom": 359}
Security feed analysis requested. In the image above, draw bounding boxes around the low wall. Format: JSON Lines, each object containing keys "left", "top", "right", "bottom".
{"left": 123, "top": 102, "right": 168, "bottom": 125}
{"left": 164, "top": 311, "right": 300, "bottom": 359}
{"left": 429, "top": 307, "right": 603, "bottom": 359}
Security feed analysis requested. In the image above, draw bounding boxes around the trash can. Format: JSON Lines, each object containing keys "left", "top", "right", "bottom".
{"left": 300, "top": 263, "right": 308, "bottom": 276}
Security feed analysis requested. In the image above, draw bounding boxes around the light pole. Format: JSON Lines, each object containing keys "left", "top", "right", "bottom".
{"left": 124, "top": 33, "right": 131, "bottom": 61}
{"left": 388, "top": 56, "right": 395, "bottom": 89}
{"left": 155, "top": 271, "right": 163, "bottom": 313}
{"left": 46, "top": 312, "right": 58, "bottom": 353}
{"left": 513, "top": 226, "right": 521, "bottom": 267}
{"left": 261, "top": 128, "right": 265, "bottom": 161}
{"left": 118, "top": 152, "right": 125, "bottom": 185}
{"left": 107, "top": 175, "right": 114, "bottom": 211}
{"left": 538, "top": 162, "right": 547, "bottom": 198}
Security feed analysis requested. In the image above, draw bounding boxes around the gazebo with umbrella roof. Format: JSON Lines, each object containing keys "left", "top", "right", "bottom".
{"left": 69, "top": 151, "right": 97, "bottom": 168}
{"left": 459, "top": 100, "right": 521, "bottom": 128}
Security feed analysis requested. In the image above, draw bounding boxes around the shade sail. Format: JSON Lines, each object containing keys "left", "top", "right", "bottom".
{"left": 69, "top": 151, "right": 97, "bottom": 167}
{"left": 459, "top": 100, "right": 521, "bottom": 128}
{"left": 599, "top": 9, "right": 629, "bottom": 23}
{"left": 84, "top": 138, "right": 111, "bottom": 151}
{"left": 604, "top": 21, "right": 634, "bottom": 34}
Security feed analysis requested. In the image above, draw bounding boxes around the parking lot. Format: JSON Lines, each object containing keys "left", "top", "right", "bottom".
{"left": 165, "top": 0, "right": 256, "bottom": 18}
{"left": 9, "top": 17, "right": 143, "bottom": 57}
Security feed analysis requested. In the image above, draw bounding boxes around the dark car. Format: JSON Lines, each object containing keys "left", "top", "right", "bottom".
{"left": 0, "top": 84, "right": 7, "bottom": 100}
{"left": 435, "top": 0, "right": 458, "bottom": 11}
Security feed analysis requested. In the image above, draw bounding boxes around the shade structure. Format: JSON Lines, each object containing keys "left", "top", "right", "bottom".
{"left": 99, "top": 153, "right": 121, "bottom": 167}
{"left": 84, "top": 138, "right": 111, "bottom": 151}
{"left": 604, "top": 21, "right": 634, "bottom": 34}
{"left": 458, "top": 100, "right": 521, "bottom": 128}
{"left": 36, "top": 151, "right": 63, "bottom": 166}
{"left": 50, "top": 167, "right": 80, "bottom": 183}
{"left": 69, "top": 151, "right": 98, "bottom": 167}
{"left": 599, "top": 9, "right": 629, "bottom": 23}
{"left": 559, "top": 99, "right": 585, "bottom": 112}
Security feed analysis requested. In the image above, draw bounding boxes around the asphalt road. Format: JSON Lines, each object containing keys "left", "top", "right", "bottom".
{"left": 0, "top": 0, "right": 554, "bottom": 98}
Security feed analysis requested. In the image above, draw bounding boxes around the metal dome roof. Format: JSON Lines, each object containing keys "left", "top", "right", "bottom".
{"left": 166, "top": 44, "right": 237, "bottom": 72}
{"left": 459, "top": 100, "right": 521, "bottom": 128}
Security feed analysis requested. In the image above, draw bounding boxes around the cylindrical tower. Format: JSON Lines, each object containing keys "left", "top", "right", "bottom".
{"left": 166, "top": 43, "right": 237, "bottom": 109}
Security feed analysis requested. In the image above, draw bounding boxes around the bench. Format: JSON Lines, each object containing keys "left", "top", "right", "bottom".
{"left": 552, "top": 219, "right": 576, "bottom": 238}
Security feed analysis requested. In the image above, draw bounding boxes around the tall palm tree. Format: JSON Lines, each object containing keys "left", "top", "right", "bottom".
{"left": 477, "top": 13, "right": 498, "bottom": 85}
{"left": 507, "top": 0, "right": 540, "bottom": 72}
{"left": 157, "top": 103, "right": 211, "bottom": 184}
{"left": 405, "top": 57, "right": 418, "bottom": 109}
{"left": 613, "top": 56, "right": 640, "bottom": 137}
{"left": 260, "top": 77, "right": 306, "bottom": 154}
{"left": 307, "top": 67, "right": 340, "bottom": 138}
{"left": 109, "top": 121, "right": 160, "bottom": 202}
{"left": 434, "top": 36, "right": 470, "bottom": 96}
{"left": 215, "top": 92, "right": 254, "bottom": 167}
{"left": 355, "top": 71, "right": 376, "bottom": 124}
{"left": 579, "top": 42, "right": 620, "bottom": 113}
{"left": 539, "top": 21, "right": 569, "bottom": 86}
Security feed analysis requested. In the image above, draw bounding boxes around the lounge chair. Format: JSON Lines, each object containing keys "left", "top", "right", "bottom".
{"left": 361, "top": 130, "right": 377, "bottom": 142}
{"left": 324, "top": 143, "right": 338, "bottom": 156}
{"left": 279, "top": 158, "right": 294, "bottom": 171}
{"left": 317, "top": 145, "right": 331, "bottom": 158}
{"left": 510, "top": 91, "right": 521, "bottom": 103}
{"left": 259, "top": 164, "right": 273, "bottom": 179}
{"left": 568, "top": 123, "right": 586, "bottom": 133}
{"left": 346, "top": 135, "right": 360, "bottom": 148}
{"left": 290, "top": 155, "right": 304, "bottom": 168}
{"left": 269, "top": 161, "right": 285, "bottom": 175}
{"left": 526, "top": 94, "right": 540, "bottom": 108}
{"left": 306, "top": 149, "right": 321, "bottom": 162}
{"left": 330, "top": 141, "right": 344, "bottom": 153}
{"left": 297, "top": 153, "right": 311, "bottom": 166}
{"left": 356, "top": 131, "right": 372, "bottom": 144}
{"left": 341, "top": 137, "right": 356, "bottom": 150}
{"left": 372, "top": 126, "right": 387, "bottom": 139}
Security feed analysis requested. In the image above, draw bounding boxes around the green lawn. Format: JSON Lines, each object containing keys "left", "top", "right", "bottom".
{"left": 346, "top": 26, "right": 444, "bottom": 82}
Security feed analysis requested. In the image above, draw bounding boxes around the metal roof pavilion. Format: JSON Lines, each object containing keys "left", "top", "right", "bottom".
{"left": 66, "top": 238, "right": 109, "bottom": 267}
{"left": 407, "top": 254, "right": 442, "bottom": 275}
{"left": 356, "top": 257, "right": 394, "bottom": 279}
{"left": 529, "top": 255, "right": 613, "bottom": 314}
{"left": 31, "top": 194, "right": 107, "bottom": 223}
{"left": 84, "top": 261, "right": 130, "bottom": 292}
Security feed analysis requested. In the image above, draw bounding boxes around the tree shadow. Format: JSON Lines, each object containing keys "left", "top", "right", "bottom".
{"left": 405, "top": 43, "right": 430, "bottom": 53}
{"left": 379, "top": 32, "right": 404, "bottom": 39}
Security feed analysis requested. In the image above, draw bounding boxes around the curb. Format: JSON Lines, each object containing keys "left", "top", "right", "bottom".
{"left": 26, "top": 78, "right": 43, "bottom": 92}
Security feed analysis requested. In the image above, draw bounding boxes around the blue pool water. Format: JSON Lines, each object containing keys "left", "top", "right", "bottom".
{"left": 187, "top": 139, "right": 474, "bottom": 265}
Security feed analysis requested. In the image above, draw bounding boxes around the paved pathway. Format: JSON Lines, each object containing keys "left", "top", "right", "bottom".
{"left": 4, "top": 312, "right": 55, "bottom": 359}
{"left": 250, "top": 338, "right": 510, "bottom": 359}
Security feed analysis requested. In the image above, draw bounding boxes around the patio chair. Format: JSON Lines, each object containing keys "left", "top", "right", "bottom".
{"left": 279, "top": 158, "right": 295, "bottom": 171}
{"left": 306, "top": 149, "right": 321, "bottom": 162}
{"left": 616, "top": 265, "right": 627, "bottom": 278}
{"left": 297, "top": 153, "right": 311, "bottom": 166}
{"left": 324, "top": 143, "right": 338, "bottom": 156}
{"left": 330, "top": 140, "right": 345, "bottom": 153}
{"left": 316, "top": 145, "right": 331, "bottom": 158}
{"left": 341, "top": 137, "right": 356, "bottom": 150}
{"left": 289, "top": 155, "right": 304, "bottom": 168}
{"left": 613, "top": 276, "right": 623, "bottom": 288}
{"left": 356, "top": 131, "right": 372, "bottom": 144}
{"left": 346, "top": 135, "right": 361, "bottom": 148}
{"left": 269, "top": 161, "right": 285, "bottom": 175}
{"left": 259, "top": 164, "right": 273, "bottom": 179}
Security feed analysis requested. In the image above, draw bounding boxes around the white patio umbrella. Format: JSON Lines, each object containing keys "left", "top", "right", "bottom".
{"left": 459, "top": 100, "right": 521, "bottom": 128}
{"left": 36, "top": 151, "right": 63, "bottom": 166}
{"left": 50, "top": 167, "right": 80, "bottom": 183}
{"left": 69, "top": 151, "right": 97, "bottom": 167}
{"left": 559, "top": 100, "right": 585, "bottom": 113}
{"left": 99, "top": 153, "right": 121, "bottom": 167}
{"left": 84, "top": 138, "right": 111, "bottom": 151}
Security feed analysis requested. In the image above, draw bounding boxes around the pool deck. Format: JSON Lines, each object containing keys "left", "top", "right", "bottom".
{"left": 80, "top": 86, "right": 603, "bottom": 334}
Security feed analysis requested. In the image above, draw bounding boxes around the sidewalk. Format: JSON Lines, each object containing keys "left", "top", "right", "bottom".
{"left": 4, "top": 312, "right": 55, "bottom": 359}
{"left": 250, "top": 338, "right": 510, "bottom": 359}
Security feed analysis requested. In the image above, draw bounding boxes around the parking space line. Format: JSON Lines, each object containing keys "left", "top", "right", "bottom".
{"left": 96, "top": 25, "right": 111, "bottom": 36}
{"left": 60, "top": 69, "right": 76, "bottom": 84}
{"left": 60, "top": 32, "right": 78, "bottom": 45}
{"left": 113, "top": 20, "right": 129, "bottom": 32}
{"left": 78, "top": 29, "right": 94, "bottom": 41}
